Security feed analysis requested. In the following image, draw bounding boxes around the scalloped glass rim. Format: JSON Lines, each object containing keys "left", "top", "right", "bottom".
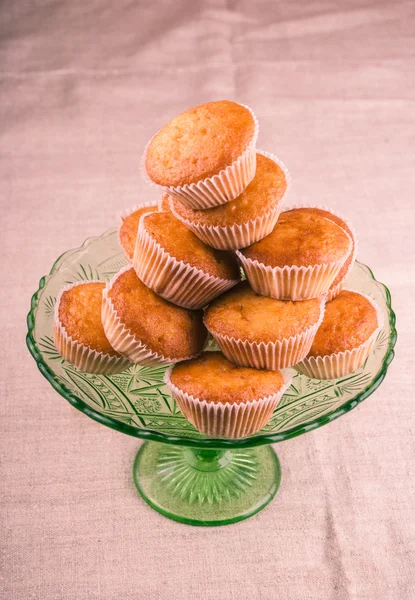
{"left": 26, "top": 228, "right": 397, "bottom": 449}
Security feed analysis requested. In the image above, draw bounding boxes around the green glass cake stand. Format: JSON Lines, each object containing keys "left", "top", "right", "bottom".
{"left": 26, "top": 229, "right": 396, "bottom": 526}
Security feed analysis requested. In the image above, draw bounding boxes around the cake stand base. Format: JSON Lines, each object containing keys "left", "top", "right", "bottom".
{"left": 133, "top": 442, "right": 281, "bottom": 526}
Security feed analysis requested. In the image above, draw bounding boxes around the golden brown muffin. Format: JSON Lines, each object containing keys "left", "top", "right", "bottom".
{"left": 119, "top": 205, "right": 157, "bottom": 260}
{"left": 204, "top": 282, "right": 322, "bottom": 343}
{"left": 298, "top": 207, "right": 356, "bottom": 292}
{"left": 170, "top": 153, "right": 287, "bottom": 227}
{"left": 145, "top": 101, "right": 256, "bottom": 187}
{"left": 57, "top": 282, "right": 118, "bottom": 355}
{"left": 170, "top": 352, "right": 285, "bottom": 404}
{"left": 241, "top": 208, "right": 351, "bottom": 268}
{"left": 141, "top": 211, "right": 239, "bottom": 280}
{"left": 107, "top": 267, "right": 207, "bottom": 358}
{"left": 308, "top": 290, "right": 378, "bottom": 357}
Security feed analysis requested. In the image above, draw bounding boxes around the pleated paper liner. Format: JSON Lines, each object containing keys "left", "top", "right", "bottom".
{"left": 141, "top": 104, "right": 259, "bottom": 210}
{"left": 164, "top": 367, "right": 292, "bottom": 439}
{"left": 284, "top": 204, "right": 358, "bottom": 302}
{"left": 295, "top": 292, "right": 384, "bottom": 380}
{"left": 169, "top": 150, "right": 291, "bottom": 250}
{"left": 237, "top": 251, "right": 350, "bottom": 302}
{"left": 117, "top": 196, "right": 171, "bottom": 220}
{"left": 117, "top": 201, "right": 159, "bottom": 263}
{"left": 53, "top": 281, "right": 131, "bottom": 374}
{"left": 102, "top": 266, "right": 203, "bottom": 365}
{"left": 236, "top": 207, "right": 353, "bottom": 300}
{"left": 204, "top": 297, "right": 326, "bottom": 371}
{"left": 132, "top": 212, "right": 240, "bottom": 309}
{"left": 157, "top": 193, "right": 172, "bottom": 212}
{"left": 117, "top": 200, "right": 159, "bottom": 223}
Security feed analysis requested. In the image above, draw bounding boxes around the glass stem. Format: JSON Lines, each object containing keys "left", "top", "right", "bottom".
{"left": 183, "top": 447, "right": 230, "bottom": 472}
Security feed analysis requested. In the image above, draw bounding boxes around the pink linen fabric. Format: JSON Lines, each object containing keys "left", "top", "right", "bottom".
{"left": 0, "top": 1, "right": 413, "bottom": 599}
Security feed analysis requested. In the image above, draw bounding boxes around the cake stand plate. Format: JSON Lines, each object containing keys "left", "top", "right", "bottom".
{"left": 27, "top": 228, "right": 396, "bottom": 526}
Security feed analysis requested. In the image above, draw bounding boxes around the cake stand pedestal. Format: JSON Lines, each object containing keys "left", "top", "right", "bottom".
{"left": 133, "top": 443, "right": 280, "bottom": 525}
{"left": 26, "top": 228, "right": 396, "bottom": 526}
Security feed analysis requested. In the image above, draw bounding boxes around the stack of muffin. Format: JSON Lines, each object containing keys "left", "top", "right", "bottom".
{"left": 54, "top": 101, "right": 382, "bottom": 439}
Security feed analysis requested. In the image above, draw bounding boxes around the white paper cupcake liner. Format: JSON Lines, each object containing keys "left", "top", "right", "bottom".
{"left": 169, "top": 150, "right": 291, "bottom": 250}
{"left": 236, "top": 205, "right": 353, "bottom": 300}
{"left": 117, "top": 201, "right": 159, "bottom": 262}
{"left": 295, "top": 291, "right": 384, "bottom": 380}
{"left": 141, "top": 104, "right": 259, "bottom": 210}
{"left": 132, "top": 213, "right": 240, "bottom": 309}
{"left": 164, "top": 367, "right": 292, "bottom": 439}
{"left": 157, "top": 194, "right": 172, "bottom": 212}
{"left": 53, "top": 281, "right": 131, "bottom": 374}
{"left": 205, "top": 297, "right": 326, "bottom": 370}
{"left": 282, "top": 204, "right": 358, "bottom": 302}
{"left": 102, "top": 266, "right": 203, "bottom": 365}
{"left": 237, "top": 251, "right": 350, "bottom": 302}
{"left": 117, "top": 200, "right": 159, "bottom": 223}
{"left": 325, "top": 281, "right": 345, "bottom": 303}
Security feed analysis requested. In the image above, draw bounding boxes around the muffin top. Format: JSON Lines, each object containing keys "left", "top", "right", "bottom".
{"left": 308, "top": 290, "right": 379, "bottom": 357}
{"left": 58, "top": 282, "right": 118, "bottom": 356}
{"left": 241, "top": 208, "right": 351, "bottom": 268}
{"left": 107, "top": 267, "right": 207, "bottom": 359}
{"left": 204, "top": 282, "right": 323, "bottom": 343}
{"left": 169, "top": 352, "right": 286, "bottom": 404}
{"left": 119, "top": 205, "right": 157, "bottom": 260}
{"left": 141, "top": 211, "right": 240, "bottom": 280}
{"left": 298, "top": 207, "right": 355, "bottom": 290}
{"left": 145, "top": 101, "right": 256, "bottom": 188}
{"left": 170, "top": 153, "right": 287, "bottom": 227}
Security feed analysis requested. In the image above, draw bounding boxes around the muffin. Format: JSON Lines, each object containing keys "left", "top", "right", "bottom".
{"left": 296, "top": 290, "right": 382, "bottom": 379}
{"left": 204, "top": 282, "right": 325, "bottom": 370}
{"left": 169, "top": 151, "right": 290, "bottom": 250}
{"left": 237, "top": 207, "right": 352, "bottom": 301}
{"left": 54, "top": 281, "right": 131, "bottom": 374}
{"left": 133, "top": 211, "right": 240, "bottom": 309}
{"left": 102, "top": 266, "right": 207, "bottom": 364}
{"left": 143, "top": 100, "right": 259, "bottom": 209}
{"left": 297, "top": 206, "right": 357, "bottom": 301}
{"left": 157, "top": 193, "right": 172, "bottom": 212}
{"left": 119, "top": 204, "right": 158, "bottom": 261}
{"left": 165, "top": 352, "right": 291, "bottom": 438}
